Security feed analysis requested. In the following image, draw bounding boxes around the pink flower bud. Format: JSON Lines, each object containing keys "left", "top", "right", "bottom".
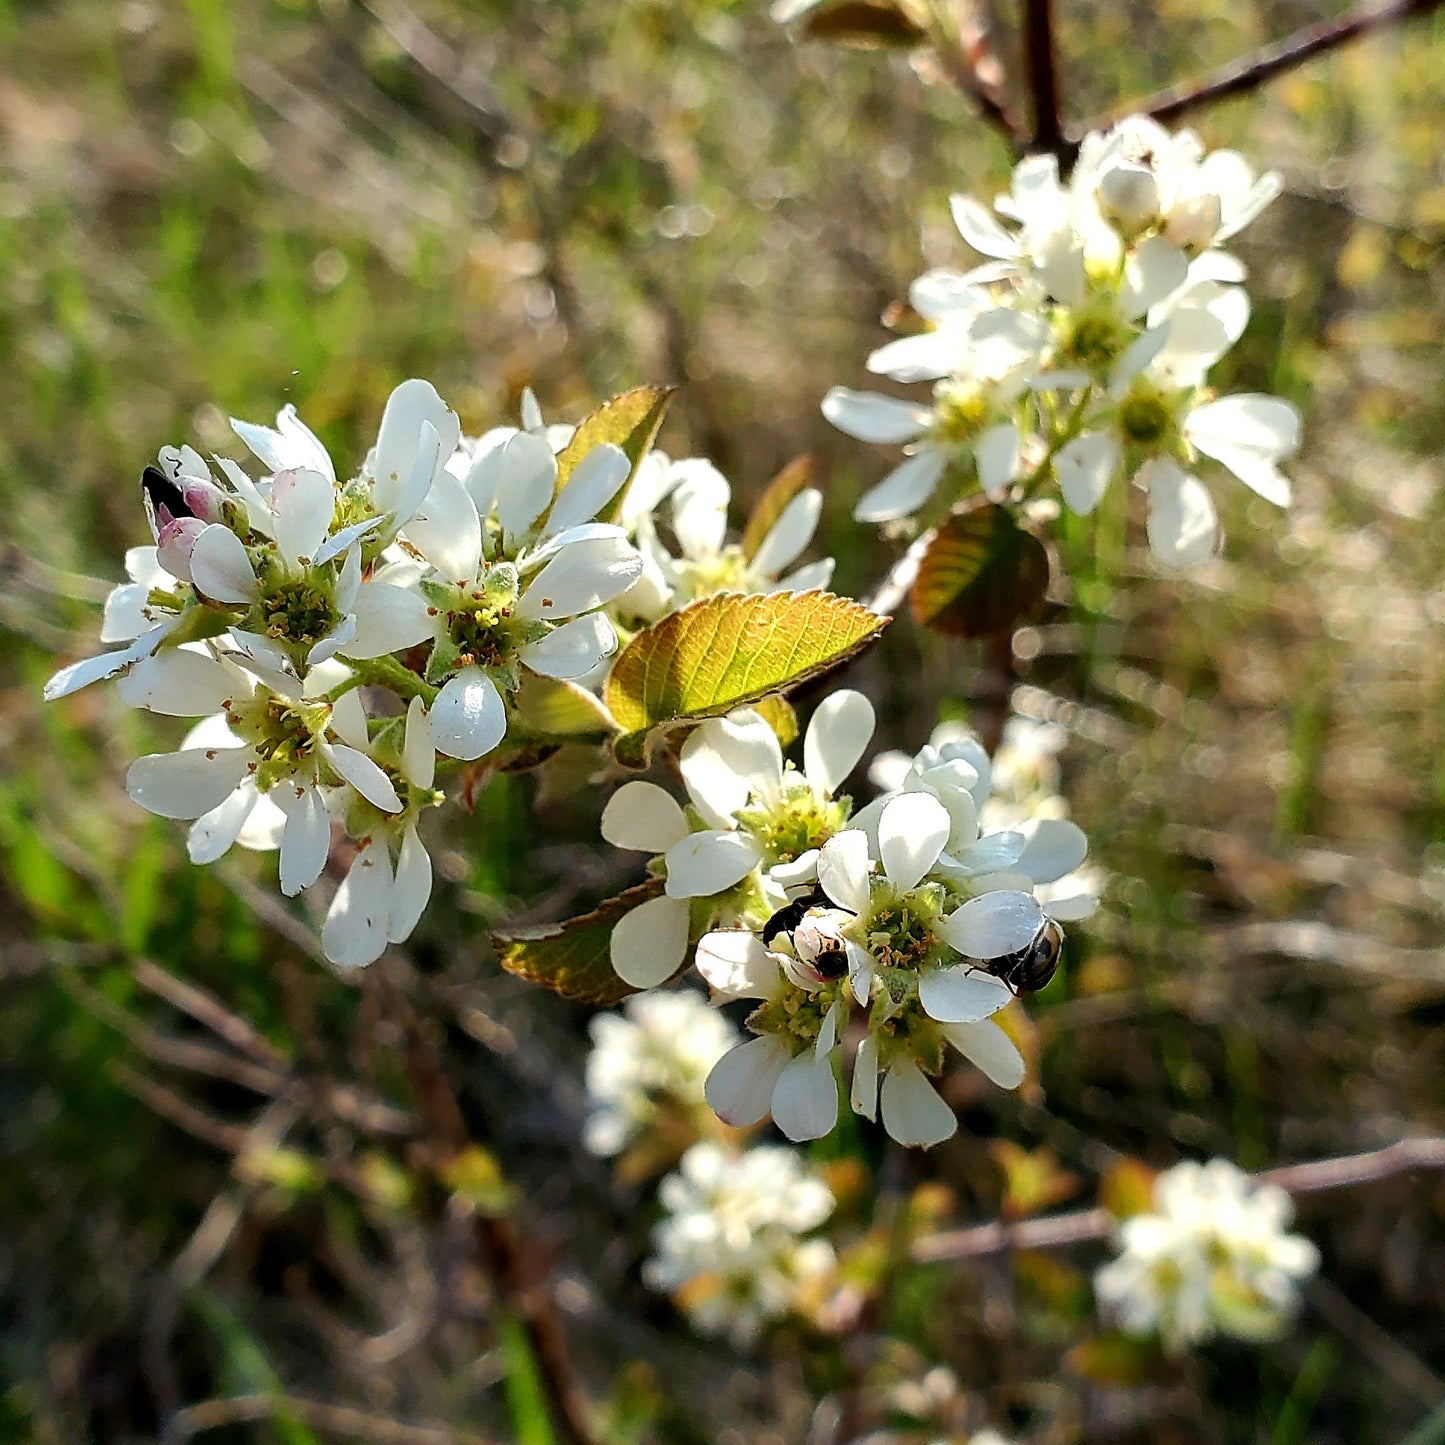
{"left": 156, "top": 516, "right": 207, "bottom": 584}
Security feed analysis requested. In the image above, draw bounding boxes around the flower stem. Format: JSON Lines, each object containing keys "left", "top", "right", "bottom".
{"left": 335, "top": 654, "right": 439, "bottom": 705}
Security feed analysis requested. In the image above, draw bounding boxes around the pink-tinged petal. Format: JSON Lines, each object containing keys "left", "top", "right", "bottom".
{"left": 817, "top": 829, "right": 871, "bottom": 915}
{"left": 388, "top": 824, "right": 432, "bottom": 943}
{"left": 609, "top": 894, "right": 691, "bottom": 988}
{"left": 430, "top": 667, "right": 506, "bottom": 761}
{"left": 325, "top": 743, "right": 402, "bottom": 812}
{"left": 850, "top": 1033, "right": 880, "bottom": 1120}
{"left": 269, "top": 468, "right": 336, "bottom": 567}
{"left": 804, "top": 689, "right": 874, "bottom": 798}
{"left": 695, "top": 930, "right": 782, "bottom": 1001}
{"left": 601, "top": 781, "right": 689, "bottom": 853}
{"left": 772, "top": 1051, "right": 839, "bottom": 1141}
{"left": 663, "top": 830, "right": 762, "bottom": 899}
{"left": 854, "top": 450, "right": 945, "bottom": 523}
{"left": 943, "top": 1018, "right": 1026, "bottom": 1089}
{"left": 880, "top": 1060, "right": 957, "bottom": 1147}
{"left": 127, "top": 747, "right": 253, "bottom": 820}
{"left": 939, "top": 891, "right": 1044, "bottom": 960}
{"left": 918, "top": 965, "right": 1013, "bottom": 1023}
{"left": 276, "top": 784, "right": 331, "bottom": 895}
{"left": 321, "top": 840, "right": 395, "bottom": 969}
{"left": 822, "top": 388, "right": 930, "bottom": 445}
{"left": 878, "top": 791, "right": 951, "bottom": 890}
{"left": 704, "top": 1035, "right": 791, "bottom": 1128}
{"left": 189, "top": 525, "right": 257, "bottom": 604}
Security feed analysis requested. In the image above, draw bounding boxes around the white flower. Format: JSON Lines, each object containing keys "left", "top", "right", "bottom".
{"left": 583, "top": 990, "right": 740, "bottom": 1157}
{"left": 644, "top": 1142, "right": 836, "bottom": 1348}
{"left": 1094, "top": 1158, "right": 1320, "bottom": 1353}
{"left": 617, "top": 452, "right": 834, "bottom": 622}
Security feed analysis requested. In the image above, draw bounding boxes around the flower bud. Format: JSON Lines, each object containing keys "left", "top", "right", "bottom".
{"left": 156, "top": 516, "right": 207, "bottom": 584}
{"left": 1098, "top": 163, "right": 1160, "bottom": 238}
{"left": 1164, "top": 192, "right": 1223, "bottom": 253}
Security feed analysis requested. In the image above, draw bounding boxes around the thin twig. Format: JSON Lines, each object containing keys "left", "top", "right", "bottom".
{"left": 1306, "top": 1277, "right": 1445, "bottom": 1408}
{"left": 927, "top": 25, "right": 1025, "bottom": 150}
{"left": 1081, "top": 0, "right": 1445, "bottom": 135}
{"left": 1020, "top": 0, "right": 1065, "bottom": 157}
{"left": 165, "top": 1392, "right": 495, "bottom": 1444}
{"left": 912, "top": 1137, "right": 1445, "bottom": 1262}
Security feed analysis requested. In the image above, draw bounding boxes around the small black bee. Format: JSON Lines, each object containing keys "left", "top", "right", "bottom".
{"left": 140, "top": 462, "right": 191, "bottom": 537}
{"left": 982, "top": 918, "right": 1064, "bottom": 995}
{"left": 762, "top": 884, "right": 850, "bottom": 982}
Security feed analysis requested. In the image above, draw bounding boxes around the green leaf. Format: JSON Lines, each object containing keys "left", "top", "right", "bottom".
{"left": 741, "top": 454, "right": 815, "bottom": 561}
{"left": 492, "top": 877, "right": 666, "bottom": 1006}
{"left": 555, "top": 385, "right": 674, "bottom": 523}
{"left": 795, "top": 0, "right": 928, "bottom": 48}
{"left": 909, "top": 505, "right": 1050, "bottom": 638}
{"left": 604, "top": 591, "right": 887, "bottom": 766}
{"left": 510, "top": 673, "right": 619, "bottom": 743}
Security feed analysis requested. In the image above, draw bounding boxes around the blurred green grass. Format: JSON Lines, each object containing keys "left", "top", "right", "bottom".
{"left": 0, "top": 0, "right": 1443, "bottom": 1440}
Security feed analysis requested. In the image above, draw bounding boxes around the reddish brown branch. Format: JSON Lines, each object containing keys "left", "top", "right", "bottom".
{"left": 913, "top": 1137, "right": 1445, "bottom": 1263}
{"left": 1082, "top": 0, "right": 1444, "bottom": 135}
{"left": 1021, "top": 0, "right": 1066, "bottom": 156}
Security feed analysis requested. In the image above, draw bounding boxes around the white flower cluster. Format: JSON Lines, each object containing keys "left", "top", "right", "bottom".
{"left": 644, "top": 1140, "right": 836, "bottom": 1347}
{"left": 824, "top": 115, "right": 1301, "bottom": 566}
{"left": 1094, "top": 1158, "right": 1320, "bottom": 1353}
{"left": 602, "top": 695, "right": 1097, "bottom": 1148}
{"left": 45, "top": 381, "right": 647, "bottom": 967}
{"left": 583, "top": 989, "right": 739, "bottom": 1157}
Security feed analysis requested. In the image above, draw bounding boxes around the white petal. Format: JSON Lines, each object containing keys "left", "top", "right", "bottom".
{"left": 943, "top": 1018, "right": 1026, "bottom": 1089}
{"left": 943, "top": 829, "right": 1028, "bottom": 877}
{"left": 774, "top": 558, "right": 835, "bottom": 593}
{"left": 313, "top": 515, "right": 384, "bottom": 567}
{"left": 1055, "top": 432, "right": 1119, "bottom": 516}
{"left": 680, "top": 712, "right": 783, "bottom": 824}
{"left": 600, "top": 781, "right": 688, "bottom": 853}
{"left": 750, "top": 489, "right": 821, "bottom": 580}
{"left": 704, "top": 1035, "right": 791, "bottom": 1128}
{"left": 880, "top": 1060, "right": 957, "bottom": 1148}
{"left": 695, "top": 930, "right": 782, "bottom": 1000}
{"left": 866, "top": 328, "right": 970, "bottom": 383}
{"left": 306, "top": 611, "right": 356, "bottom": 667}
{"left": 326, "top": 743, "right": 402, "bottom": 812}
{"left": 1015, "top": 819, "right": 1088, "bottom": 884}
{"left": 346, "top": 580, "right": 435, "bottom": 659}
{"left": 1185, "top": 394, "right": 1299, "bottom": 505}
{"left": 402, "top": 696, "right": 435, "bottom": 789}
{"left": 519, "top": 612, "right": 617, "bottom": 680}
{"left": 975, "top": 422, "right": 1021, "bottom": 494}
{"left": 949, "top": 195, "right": 1020, "bottom": 259}
{"left": 270, "top": 468, "right": 336, "bottom": 566}
{"left": 496, "top": 430, "right": 559, "bottom": 544}
{"left": 100, "top": 582, "right": 153, "bottom": 643}
{"left": 854, "top": 450, "right": 946, "bottom": 523}
{"left": 668, "top": 459, "right": 731, "bottom": 560}
{"left": 817, "top": 829, "right": 871, "bottom": 915}
{"left": 43, "top": 622, "right": 173, "bottom": 701}
{"left": 772, "top": 1051, "right": 839, "bottom": 1142}
{"left": 804, "top": 689, "right": 874, "bottom": 798}
{"left": 372, "top": 380, "right": 461, "bottom": 517}
{"left": 663, "top": 830, "right": 762, "bottom": 899}
{"left": 939, "top": 891, "right": 1045, "bottom": 960}
{"left": 918, "top": 965, "right": 1013, "bottom": 1023}
{"left": 276, "top": 784, "right": 331, "bottom": 895}
{"left": 515, "top": 537, "right": 642, "bottom": 619}
{"left": 1044, "top": 887, "right": 1099, "bottom": 921}
{"left": 1120, "top": 235, "right": 1188, "bottom": 319}
{"left": 850, "top": 1033, "right": 879, "bottom": 1120}
{"left": 322, "top": 841, "right": 394, "bottom": 969}
{"left": 518, "top": 520, "right": 630, "bottom": 573}
{"left": 328, "top": 688, "right": 370, "bottom": 751}
{"left": 430, "top": 668, "right": 506, "bottom": 760}
{"left": 1143, "top": 458, "right": 1218, "bottom": 568}
{"left": 1109, "top": 324, "right": 1173, "bottom": 390}
{"left": 388, "top": 824, "right": 432, "bottom": 942}
{"left": 822, "top": 388, "right": 929, "bottom": 445}
{"left": 609, "top": 894, "right": 691, "bottom": 988}
{"left": 235, "top": 791, "right": 287, "bottom": 852}
{"left": 544, "top": 443, "right": 631, "bottom": 536}
{"left": 189, "top": 525, "right": 257, "bottom": 604}
{"left": 770, "top": 849, "right": 819, "bottom": 890}
{"left": 116, "top": 649, "right": 235, "bottom": 716}
{"left": 127, "top": 747, "right": 253, "bottom": 820}
{"left": 405, "top": 467, "right": 482, "bottom": 586}
{"left": 186, "top": 781, "right": 258, "bottom": 865}
{"left": 878, "top": 791, "right": 951, "bottom": 890}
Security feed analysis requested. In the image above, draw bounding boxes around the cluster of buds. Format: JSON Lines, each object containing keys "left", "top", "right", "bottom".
{"left": 603, "top": 695, "right": 1097, "bottom": 1147}
{"left": 46, "top": 382, "right": 655, "bottom": 966}
{"left": 824, "top": 115, "right": 1300, "bottom": 566}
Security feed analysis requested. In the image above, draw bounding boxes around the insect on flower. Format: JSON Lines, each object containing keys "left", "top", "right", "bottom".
{"left": 762, "top": 883, "right": 852, "bottom": 983}
{"left": 980, "top": 917, "right": 1064, "bottom": 995}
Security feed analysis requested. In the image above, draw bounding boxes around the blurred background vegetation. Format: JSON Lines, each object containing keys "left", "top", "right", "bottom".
{"left": 1, "top": 0, "right": 1443, "bottom": 1440}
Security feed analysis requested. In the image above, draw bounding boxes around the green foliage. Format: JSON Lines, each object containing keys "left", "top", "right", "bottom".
{"left": 909, "top": 504, "right": 1050, "bottom": 637}
{"left": 557, "top": 385, "right": 675, "bottom": 521}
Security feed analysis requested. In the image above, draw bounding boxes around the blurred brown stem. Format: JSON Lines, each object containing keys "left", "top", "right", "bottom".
{"left": 1021, "top": 0, "right": 1065, "bottom": 157}
{"left": 912, "top": 1136, "right": 1445, "bottom": 1262}
{"left": 381, "top": 969, "right": 601, "bottom": 1445}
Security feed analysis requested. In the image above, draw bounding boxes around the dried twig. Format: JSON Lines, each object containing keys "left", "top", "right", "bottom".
{"left": 165, "top": 1391, "right": 495, "bottom": 1444}
{"left": 1306, "top": 1276, "right": 1445, "bottom": 1408}
{"left": 913, "top": 1137, "right": 1445, "bottom": 1262}
{"left": 1080, "top": 0, "right": 1445, "bottom": 135}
